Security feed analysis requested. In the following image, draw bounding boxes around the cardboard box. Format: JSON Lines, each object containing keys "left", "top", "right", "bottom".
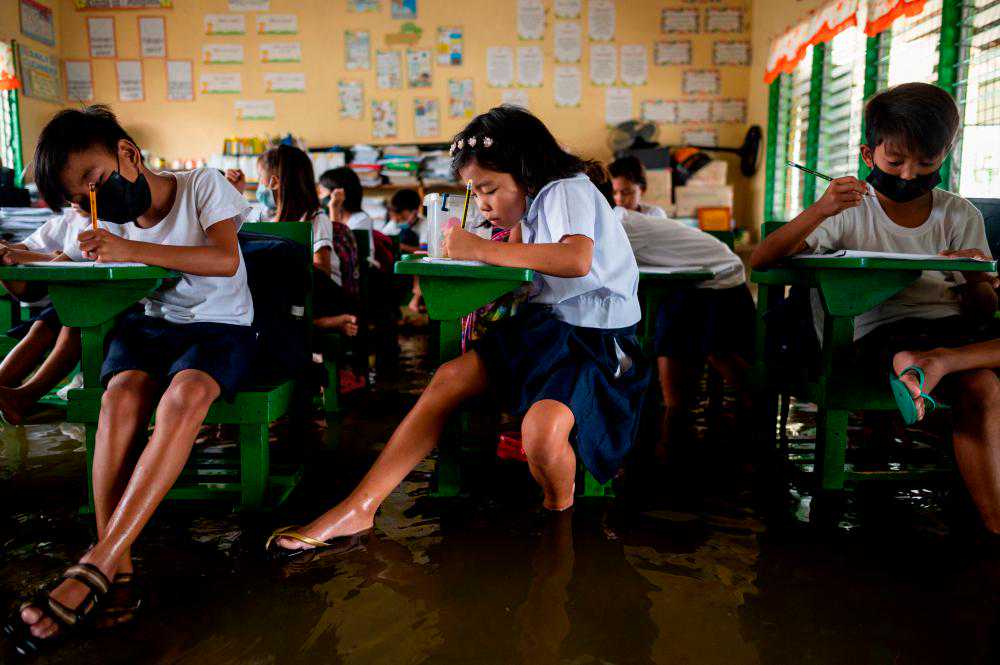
{"left": 644, "top": 167, "right": 673, "bottom": 208}
{"left": 673, "top": 184, "right": 734, "bottom": 217}
{"left": 687, "top": 159, "right": 728, "bottom": 186}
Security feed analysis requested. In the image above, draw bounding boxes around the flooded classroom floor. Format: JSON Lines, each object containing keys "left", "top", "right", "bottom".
{"left": 2, "top": 330, "right": 1000, "bottom": 665}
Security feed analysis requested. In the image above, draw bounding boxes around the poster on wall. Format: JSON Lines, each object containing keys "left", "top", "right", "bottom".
{"left": 448, "top": 77, "right": 474, "bottom": 117}
{"left": 588, "top": 0, "right": 615, "bottom": 41}
{"left": 553, "top": 65, "right": 581, "bottom": 107}
{"left": 256, "top": 14, "right": 297, "bottom": 35}
{"left": 554, "top": 0, "right": 580, "bottom": 19}
{"left": 501, "top": 89, "right": 529, "bottom": 109}
{"left": 349, "top": 0, "right": 380, "bottom": 12}
{"left": 713, "top": 41, "right": 750, "bottom": 66}
{"left": 87, "top": 17, "right": 116, "bottom": 58}
{"left": 260, "top": 42, "right": 301, "bottom": 63}
{"left": 235, "top": 99, "right": 276, "bottom": 120}
{"left": 554, "top": 21, "right": 581, "bottom": 63}
{"left": 661, "top": 9, "right": 698, "bottom": 34}
{"left": 605, "top": 87, "right": 633, "bottom": 126}
{"left": 682, "top": 69, "right": 721, "bottom": 95}
{"left": 200, "top": 71, "right": 242, "bottom": 94}
{"left": 436, "top": 26, "right": 463, "bottom": 66}
{"left": 517, "top": 46, "right": 543, "bottom": 87}
{"left": 486, "top": 46, "right": 514, "bottom": 88}
{"left": 166, "top": 59, "right": 193, "bottom": 100}
{"left": 654, "top": 40, "right": 691, "bottom": 65}
{"left": 204, "top": 14, "right": 246, "bottom": 36}
{"left": 517, "top": 0, "right": 545, "bottom": 41}
{"left": 371, "top": 99, "right": 398, "bottom": 138}
{"left": 705, "top": 8, "right": 743, "bottom": 33}
{"left": 203, "top": 44, "right": 244, "bottom": 64}
{"left": 676, "top": 99, "right": 711, "bottom": 123}
{"left": 16, "top": 43, "right": 61, "bottom": 102}
{"left": 406, "top": 48, "right": 432, "bottom": 87}
{"left": 391, "top": 0, "right": 416, "bottom": 19}
{"left": 414, "top": 98, "right": 439, "bottom": 138}
{"left": 682, "top": 128, "right": 718, "bottom": 147}
{"left": 138, "top": 16, "right": 166, "bottom": 57}
{"left": 641, "top": 100, "right": 677, "bottom": 123}
{"left": 116, "top": 60, "right": 144, "bottom": 102}
{"left": 264, "top": 72, "right": 305, "bottom": 93}
{"left": 345, "top": 30, "right": 371, "bottom": 70}
{"left": 75, "top": 0, "right": 173, "bottom": 8}
{"left": 229, "top": 0, "right": 269, "bottom": 10}
{"left": 20, "top": 0, "right": 56, "bottom": 47}
{"left": 376, "top": 50, "right": 402, "bottom": 88}
{"left": 712, "top": 98, "right": 746, "bottom": 123}
{"left": 619, "top": 45, "right": 647, "bottom": 86}
{"left": 589, "top": 43, "right": 616, "bottom": 86}
{"left": 338, "top": 80, "right": 363, "bottom": 119}
{"left": 65, "top": 60, "right": 94, "bottom": 101}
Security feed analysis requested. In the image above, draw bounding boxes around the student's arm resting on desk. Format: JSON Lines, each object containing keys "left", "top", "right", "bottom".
{"left": 443, "top": 225, "right": 593, "bottom": 278}
{"left": 78, "top": 218, "right": 242, "bottom": 277}
{"left": 750, "top": 176, "right": 867, "bottom": 270}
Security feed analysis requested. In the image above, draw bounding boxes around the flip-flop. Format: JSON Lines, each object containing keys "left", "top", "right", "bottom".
{"left": 889, "top": 365, "right": 939, "bottom": 425}
{"left": 265, "top": 525, "right": 373, "bottom": 561}
{"left": 95, "top": 573, "right": 142, "bottom": 629}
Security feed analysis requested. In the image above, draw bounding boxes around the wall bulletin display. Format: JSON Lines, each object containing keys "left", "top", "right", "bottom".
{"left": 682, "top": 69, "right": 721, "bottom": 95}
{"left": 87, "top": 16, "right": 116, "bottom": 58}
{"left": 20, "top": 0, "right": 56, "bottom": 47}
{"left": 138, "top": 16, "right": 167, "bottom": 57}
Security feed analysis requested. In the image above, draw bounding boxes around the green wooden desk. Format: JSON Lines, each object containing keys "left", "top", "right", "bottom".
{"left": 751, "top": 254, "right": 998, "bottom": 491}
{"left": 637, "top": 265, "right": 714, "bottom": 354}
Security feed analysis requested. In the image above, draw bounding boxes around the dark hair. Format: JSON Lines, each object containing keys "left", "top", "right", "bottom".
{"left": 389, "top": 188, "right": 421, "bottom": 213}
{"left": 584, "top": 162, "right": 615, "bottom": 208}
{"left": 318, "top": 167, "right": 363, "bottom": 213}
{"left": 864, "top": 82, "right": 960, "bottom": 159}
{"left": 260, "top": 145, "right": 321, "bottom": 222}
{"left": 34, "top": 104, "right": 139, "bottom": 211}
{"left": 608, "top": 155, "right": 647, "bottom": 190}
{"left": 450, "top": 105, "right": 596, "bottom": 195}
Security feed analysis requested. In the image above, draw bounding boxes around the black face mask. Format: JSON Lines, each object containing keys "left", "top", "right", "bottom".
{"left": 88, "top": 155, "right": 152, "bottom": 224}
{"left": 865, "top": 164, "right": 941, "bottom": 203}
{"left": 319, "top": 195, "right": 331, "bottom": 208}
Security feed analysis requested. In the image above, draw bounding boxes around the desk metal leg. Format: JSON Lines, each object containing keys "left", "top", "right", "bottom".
{"left": 433, "top": 318, "right": 463, "bottom": 498}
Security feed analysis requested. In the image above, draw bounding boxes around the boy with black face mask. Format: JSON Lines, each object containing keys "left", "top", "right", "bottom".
{"left": 6, "top": 105, "right": 254, "bottom": 655}
{"left": 752, "top": 83, "right": 1000, "bottom": 537}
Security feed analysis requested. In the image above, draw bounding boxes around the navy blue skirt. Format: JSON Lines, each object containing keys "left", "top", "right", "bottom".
{"left": 474, "top": 304, "right": 650, "bottom": 484}
{"left": 653, "top": 284, "right": 755, "bottom": 359}
{"left": 6, "top": 304, "right": 61, "bottom": 340}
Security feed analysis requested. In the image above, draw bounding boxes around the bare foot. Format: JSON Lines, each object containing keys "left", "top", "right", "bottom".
{"left": 892, "top": 348, "right": 951, "bottom": 421}
{"left": 19, "top": 556, "right": 116, "bottom": 640}
{"left": 407, "top": 294, "right": 425, "bottom": 314}
{"left": 274, "top": 503, "right": 374, "bottom": 552}
{"left": 0, "top": 386, "right": 32, "bottom": 425}
{"left": 314, "top": 314, "right": 359, "bottom": 337}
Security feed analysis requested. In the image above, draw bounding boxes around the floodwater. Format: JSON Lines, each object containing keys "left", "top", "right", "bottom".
{"left": 2, "top": 331, "right": 999, "bottom": 664}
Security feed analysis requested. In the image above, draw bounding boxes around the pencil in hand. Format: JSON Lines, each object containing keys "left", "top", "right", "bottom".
{"left": 460, "top": 180, "right": 472, "bottom": 230}
{"left": 88, "top": 182, "right": 98, "bottom": 231}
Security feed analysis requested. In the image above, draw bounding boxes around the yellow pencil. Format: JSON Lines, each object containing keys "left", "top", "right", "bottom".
{"left": 88, "top": 183, "right": 98, "bottom": 231}
{"left": 460, "top": 180, "right": 472, "bottom": 229}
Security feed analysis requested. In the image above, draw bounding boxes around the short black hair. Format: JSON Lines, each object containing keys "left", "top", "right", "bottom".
{"left": 864, "top": 82, "right": 960, "bottom": 159}
{"left": 450, "top": 105, "right": 595, "bottom": 196}
{"left": 608, "top": 155, "right": 647, "bottom": 190}
{"left": 389, "top": 188, "right": 421, "bottom": 213}
{"left": 34, "top": 104, "right": 139, "bottom": 211}
{"left": 318, "top": 167, "right": 363, "bottom": 213}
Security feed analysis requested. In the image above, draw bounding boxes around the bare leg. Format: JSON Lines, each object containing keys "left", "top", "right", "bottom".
{"left": 706, "top": 351, "right": 752, "bottom": 408}
{"left": 657, "top": 357, "right": 699, "bottom": 463}
{"left": 0, "top": 326, "right": 81, "bottom": 424}
{"left": 0, "top": 320, "right": 57, "bottom": 388}
{"left": 275, "top": 351, "right": 489, "bottom": 551}
{"left": 521, "top": 400, "right": 577, "bottom": 511}
{"left": 894, "top": 341, "right": 1000, "bottom": 420}
{"left": 19, "top": 369, "right": 219, "bottom": 640}
{"left": 949, "top": 369, "right": 1000, "bottom": 534}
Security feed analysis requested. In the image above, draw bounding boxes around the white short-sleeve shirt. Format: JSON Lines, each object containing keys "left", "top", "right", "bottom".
{"left": 804, "top": 184, "right": 992, "bottom": 340}
{"left": 521, "top": 174, "right": 640, "bottom": 329}
{"left": 23, "top": 209, "right": 128, "bottom": 260}
{"left": 125, "top": 168, "right": 254, "bottom": 326}
{"left": 637, "top": 203, "right": 668, "bottom": 219}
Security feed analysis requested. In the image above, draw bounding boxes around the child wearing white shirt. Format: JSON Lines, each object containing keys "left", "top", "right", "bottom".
{"left": 609, "top": 155, "right": 667, "bottom": 219}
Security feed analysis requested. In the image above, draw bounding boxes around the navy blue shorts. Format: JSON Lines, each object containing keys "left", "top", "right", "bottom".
{"left": 6, "top": 304, "right": 61, "bottom": 340}
{"left": 101, "top": 311, "right": 257, "bottom": 400}
{"left": 653, "top": 284, "right": 755, "bottom": 359}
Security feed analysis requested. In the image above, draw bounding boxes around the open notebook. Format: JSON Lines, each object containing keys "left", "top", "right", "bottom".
{"left": 792, "top": 250, "right": 992, "bottom": 262}
{"left": 21, "top": 261, "right": 150, "bottom": 268}
{"left": 418, "top": 257, "right": 488, "bottom": 267}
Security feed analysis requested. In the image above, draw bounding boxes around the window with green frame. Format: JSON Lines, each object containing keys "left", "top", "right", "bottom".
{"left": 0, "top": 41, "right": 22, "bottom": 186}
{"left": 768, "top": 46, "right": 814, "bottom": 221}
{"left": 954, "top": 0, "right": 1000, "bottom": 196}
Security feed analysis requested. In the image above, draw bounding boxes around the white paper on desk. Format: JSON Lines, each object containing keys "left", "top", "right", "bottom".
{"left": 793, "top": 250, "right": 991, "bottom": 262}
{"left": 22, "top": 261, "right": 150, "bottom": 268}
{"left": 420, "top": 258, "right": 488, "bottom": 267}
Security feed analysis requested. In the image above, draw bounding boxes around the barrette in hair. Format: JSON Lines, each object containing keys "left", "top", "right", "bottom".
{"left": 482, "top": 136, "right": 493, "bottom": 148}
{"left": 468, "top": 136, "right": 477, "bottom": 147}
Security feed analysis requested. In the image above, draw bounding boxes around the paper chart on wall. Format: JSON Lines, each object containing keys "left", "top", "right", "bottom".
{"left": 256, "top": 14, "right": 297, "bottom": 35}
{"left": 588, "top": 0, "right": 614, "bottom": 41}
{"left": 406, "top": 48, "right": 432, "bottom": 87}
{"left": 200, "top": 71, "right": 242, "bottom": 94}
{"left": 705, "top": 8, "right": 743, "bottom": 33}
{"left": 641, "top": 100, "right": 676, "bottom": 123}
{"left": 235, "top": 99, "right": 275, "bottom": 121}
{"left": 712, "top": 99, "right": 746, "bottom": 123}
{"left": 619, "top": 45, "right": 647, "bottom": 86}
{"left": 554, "top": 0, "right": 580, "bottom": 19}
{"left": 517, "top": 46, "right": 543, "bottom": 87}
{"left": 713, "top": 40, "right": 750, "bottom": 66}
{"left": 682, "top": 69, "right": 721, "bottom": 95}
{"left": 682, "top": 128, "right": 717, "bottom": 146}
{"left": 203, "top": 44, "right": 244, "bottom": 64}
{"left": 517, "top": 0, "right": 545, "bottom": 40}
{"left": 166, "top": 60, "right": 193, "bottom": 101}
{"left": 116, "top": 60, "right": 143, "bottom": 102}
{"left": 264, "top": 72, "right": 305, "bottom": 93}
{"left": 260, "top": 42, "right": 301, "bottom": 63}
{"left": 17, "top": 44, "right": 61, "bottom": 102}
{"left": 138, "top": 16, "right": 166, "bottom": 57}
{"left": 20, "top": 0, "right": 56, "bottom": 47}
{"left": 204, "top": 14, "right": 245, "bottom": 36}
{"left": 414, "top": 98, "right": 439, "bottom": 138}
{"left": 65, "top": 61, "right": 94, "bottom": 102}
{"left": 376, "top": 50, "right": 402, "bottom": 89}
{"left": 589, "top": 43, "right": 616, "bottom": 85}
{"left": 87, "top": 17, "right": 115, "bottom": 58}
{"left": 661, "top": 9, "right": 698, "bottom": 34}
{"left": 348, "top": 0, "right": 379, "bottom": 12}
{"left": 391, "top": 0, "right": 416, "bottom": 20}
{"left": 338, "top": 80, "right": 363, "bottom": 119}
{"left": 676, "top": 100, "right": 711, "bottom": 123}
{"left": 553, "top": 65, "right": 581, "bottom": 107}
{"left": 229, "top": 0, "right": 269, "bottom": 10}
{"left": 553, "top": 21, "right": 581, "bottom": 63}
{"left": 448, "top": 77, "right": 474, "bottom": 117}
{"left": 437, "top": 26, "right": 463, "bottom": 66}
{"left": 605, "top": 87, "right": 633, "bottom": 126}
{"left": 371, "top": 99, "right": 398, "bottom": 138}
{"left": 486, "top": 46, "right": 514, "bottom": 88}
{"left": 654, "top": 40, "right": 691, "bottom": 65}
{"left": 345, "top": 30, "right": 371, "bottom": 70}
{"left": 501, "top": 89, "right": 529, "bottom": 109}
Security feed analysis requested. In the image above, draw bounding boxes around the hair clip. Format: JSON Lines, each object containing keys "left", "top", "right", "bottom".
{"left": 482, "top": 136, "right": 493, "bottom": 148}
{"left": 468, "top": 136, "right": 477, "bottom": 148}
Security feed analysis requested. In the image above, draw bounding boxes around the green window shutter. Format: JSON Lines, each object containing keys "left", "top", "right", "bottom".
{"left": 881, "top": 0, "right": 945, "bottom": 86}
{"left": 816, "top": 26, "right": 868, "bottom": 202}
{"left": 953, "top": 0, "right": 1000, "bottom": 195}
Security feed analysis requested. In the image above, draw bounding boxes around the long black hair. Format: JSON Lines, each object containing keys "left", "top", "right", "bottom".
{"left": 450, "top": 105, "right": 596, "bottom": 195}
{"left": 259, "top": 144, "right": 320, "bottom": 222}
{"left": 318, "top": 167, "right": 364, "bottom": 213}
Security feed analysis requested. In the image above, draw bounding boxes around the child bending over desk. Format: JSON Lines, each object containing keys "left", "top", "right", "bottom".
{"left": 6, "top": 105, "right": 255, "bottom": 656}
{"left": 267, "top": 106, "right": 650, "bottom": 558}
{"left": 750, "top": 83, "right": 1000, "bottom": 534}
{"left": 0, "top": 205, "right": 128, "bottom": 424}
{"left": 609, "top": 155, "right": 667, "bottom": 219}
